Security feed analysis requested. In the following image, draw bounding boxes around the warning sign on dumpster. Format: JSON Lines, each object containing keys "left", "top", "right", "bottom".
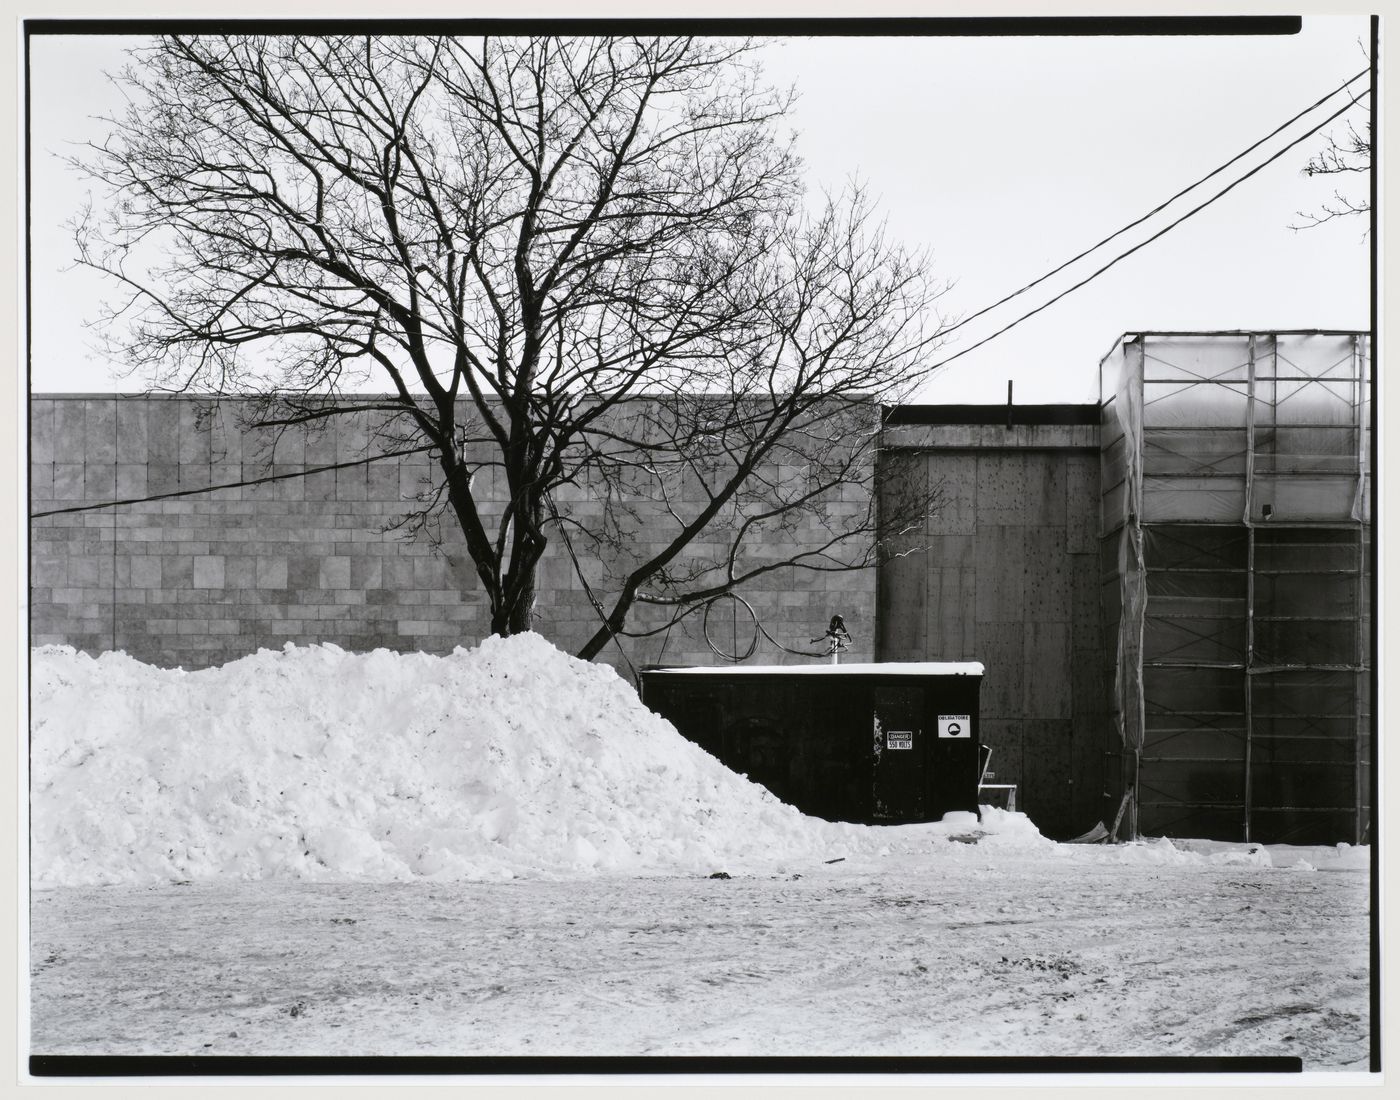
{"left": 938, "top": 714, "right": 971, "bottom": 739}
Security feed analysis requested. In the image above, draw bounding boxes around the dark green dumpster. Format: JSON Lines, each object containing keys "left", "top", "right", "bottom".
{"left": 640, "top": 662, "right": 984, "bottom": 825}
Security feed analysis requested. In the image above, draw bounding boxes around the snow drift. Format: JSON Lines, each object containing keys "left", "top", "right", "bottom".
{"left": 30, "top": 634, "right": 1050, "bottom": 886}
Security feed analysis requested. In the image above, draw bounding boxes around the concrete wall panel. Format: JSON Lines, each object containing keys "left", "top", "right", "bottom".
{"left": 925, "top": 454, "right": 977, "bottom": 534}
{"left": 877, "top": 513, "right": 928, "bottom": 658}
{"left": 974, "top": 525, "right": 1026, "bottom": 623}
{"left": 1020, "top": 718, "right": 1076, "bottom": 836}
{"left": 926, "top": 563, "right": 977, "bottom": 660}
{"left": 877, "top": 424, "right": 1108, "bottom": 839}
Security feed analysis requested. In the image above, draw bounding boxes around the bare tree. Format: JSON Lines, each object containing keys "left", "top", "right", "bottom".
{"left": 73, "top": 34, "right": 947, "bottom": 656}
{"left": 1292, "top": 83, "right": 1370, "bottom": 230}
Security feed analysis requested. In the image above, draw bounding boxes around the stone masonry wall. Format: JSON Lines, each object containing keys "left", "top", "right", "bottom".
{"left": 28, "top": 396, "right": 877, "bottom": 677}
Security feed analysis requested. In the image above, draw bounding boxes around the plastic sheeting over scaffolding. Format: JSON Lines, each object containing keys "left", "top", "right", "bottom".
{"left": 1100, "top": 333, "right": 1371, "bottom": 844}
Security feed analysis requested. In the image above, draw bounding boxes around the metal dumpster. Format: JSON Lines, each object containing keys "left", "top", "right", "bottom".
{"left": 641, "top": 662, "right": 984, "bottom": 825}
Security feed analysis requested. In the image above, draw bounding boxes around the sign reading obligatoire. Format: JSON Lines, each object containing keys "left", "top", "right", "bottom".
{"left": 938, "top": 714, "right": 971, "bottom": 739}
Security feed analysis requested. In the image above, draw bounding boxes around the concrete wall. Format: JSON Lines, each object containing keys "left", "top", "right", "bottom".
{"left": 876, "top": 419, "right": 1108, "bottom": 839}
{"left": 28, "top": 396, "right": 877, "bottom": 676}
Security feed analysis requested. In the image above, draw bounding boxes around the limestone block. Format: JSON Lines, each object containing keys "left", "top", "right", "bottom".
{"left": 194, "top": 556, "right": 226, "bottom": 589}
{"left": 302, "top": 470, "right": 337, "bottom": 502}
{"left": 53, "top": 402, "right": 87, "bottom": 461}
{"left": 116, "top": 401, "right": 149, "bottom": 463}
{"left": 336, "top": 466, "right": 368, "bottom": 502}
{"left": 224, "top": 556, "right": 256, "bottom": 590}
{"left": 206, "top": 465, "right": 243, "bottom": 501}
{"left": 146, "top": 403, "right": 180, "bottom": 464}
{"left": 367, "top": 462, "right": 401, "bottom": 502}
{"left": 67, "top": 557, "right": 101, "bottom": 587}
{"left": 382, "top": 558, "right": 414, "bottom": 590}
{"left": 177, "top": 402, "right": 211, "bottom": 465}
{"left": 29, "top": 402, "right": 54, "bottom": 464}
{"left": 319, "top": 556, "right": 350, "bottom": 590}
{"left": 162, "top": 555, "right": 194, "bottom": 588}
{"left": 31, "top": 555, "right": 66, "bottom": 587}
{"left": 207, "top": 402, "right": 243, "bottom": 464}
{"left": 30, "top": 463, "right": 53, "bottom": 502}
{"left": 304, "top": 423, "right": 337, "bottom": 465}
{"left": 130, "top": 556, "right": 161, "bottom": 589}
{"left": 350, "top": 557, "right": 382, "bottom": 590}
{"left": 412, "top": 557, "right": 445, "bottom": 590}
{"left": 52, "top": 464, "right": 84, "bottom": 501}
{"left": 248, "top": 424, "right": 297, "bottom": 465}
{"left": 115, "top": 465, "right": 147, "bottom": 499}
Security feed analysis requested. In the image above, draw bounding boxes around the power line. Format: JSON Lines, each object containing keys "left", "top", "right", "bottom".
{"left": 543, "top": 489, "right": 641, "bottom": 683}
{"left": 32, "top": 70, "right": 1371, "bottom": 524}
{"left": 928, "top": 89, "right": 1370, "bottom": 373}
{"left": 940, "top": 67, "right": 1370, "bottom": 339}
{"left": 30, "top": 443, "right": 437, "bottom": 518}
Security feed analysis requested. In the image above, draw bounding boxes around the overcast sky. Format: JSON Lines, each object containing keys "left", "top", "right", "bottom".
{"left": 26, "top": 18, "right": 1372, "bottom": 404}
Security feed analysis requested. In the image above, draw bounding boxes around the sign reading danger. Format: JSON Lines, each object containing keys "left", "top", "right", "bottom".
{"left": 886, "top": 730, "right": 913, "bottom": 750}
{"left": 938, "top": 714, "right": 971, "bottom": 739}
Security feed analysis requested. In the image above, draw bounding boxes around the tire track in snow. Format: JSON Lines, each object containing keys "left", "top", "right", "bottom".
{"left": 29, "top": 860, "right": 1370, "bottom": 1065}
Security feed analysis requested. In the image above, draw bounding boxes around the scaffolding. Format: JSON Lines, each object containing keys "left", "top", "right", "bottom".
{"left": 1100, "top": 333, "right": 1371, "bottom": 844}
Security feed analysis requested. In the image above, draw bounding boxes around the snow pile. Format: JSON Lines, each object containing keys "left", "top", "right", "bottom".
{"left": 1086, "top": 835, "right": 1372, "bottom": 872}
{"left": 1165, "top": 837, "right": 1371, "bottom": 872}
{"left": 30, "top": 635, "right": 1049, "bottom": 887}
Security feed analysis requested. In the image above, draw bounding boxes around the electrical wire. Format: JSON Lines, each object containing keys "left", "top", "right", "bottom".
{"left": 928, "top": 90, "right": 1370, "bottom": 373}
{"left": 700, "top": 591, "right": 833, "bottom": 662}
{"left": 34, "top": 70, "right": 1370, "bottom": 674}
{"left": 542, "top": 490, "right": 641, "bottom": 683}
{"left": 30, "top": 443, "right": 437, "bottom": 518}
{"left": 940, "top": 68, "right": 1370, "bottom": 339}
{"left": 37, "top": 76, "right": 1370, "bottom": 521}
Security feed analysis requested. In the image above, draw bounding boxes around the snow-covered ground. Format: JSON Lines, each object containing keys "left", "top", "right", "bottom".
{"left": 27, "top": 636, "right": 1373, "bottom": 1068}
{"left": 31, "top": 856, "right": 1370, "bottom": 1066}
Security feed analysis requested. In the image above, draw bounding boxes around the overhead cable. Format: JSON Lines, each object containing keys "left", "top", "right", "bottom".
{"left": 940, "top": 67, "right": 1370, "bottom": 339}
{"left": 928, "top": 89, "right": 1371, "bottom": 373}
{"left": 30, "top": 443, "right": 438, "bottom": 518}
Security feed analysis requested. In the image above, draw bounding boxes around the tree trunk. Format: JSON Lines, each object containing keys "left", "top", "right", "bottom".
{"left": 505, "top": 567, "right": 537, "bottom": 635}
{"left": 489, "top": 584, "right": 535, "bottom": 636}
{"left": 575, "top": 595, "right": 632, "bottom": 661}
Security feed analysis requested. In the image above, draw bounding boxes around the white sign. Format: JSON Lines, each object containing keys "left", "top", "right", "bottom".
{"left": 886, "top": 731, "right": 913, "bottom": 750}
{"left": 938, "top": 714, "right": 971, "bottom": 739}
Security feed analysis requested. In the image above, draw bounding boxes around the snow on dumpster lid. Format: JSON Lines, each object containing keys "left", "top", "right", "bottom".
{"left": 647, "top": 661, "right": 984, "bottom": 676}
